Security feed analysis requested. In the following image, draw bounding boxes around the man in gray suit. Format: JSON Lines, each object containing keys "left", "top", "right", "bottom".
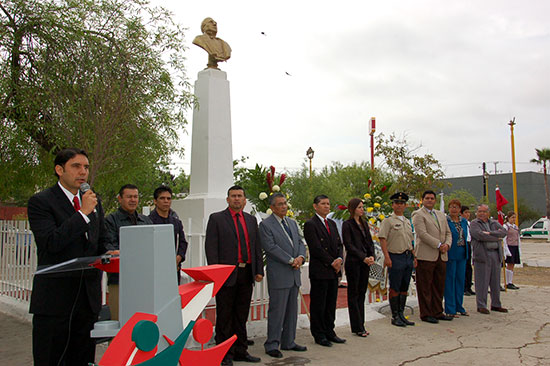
{"left": 260, "top": 193, "right": 307, "bottom": 358}
{"left": 470, "top": 204, "right": 508, "bottom": 314}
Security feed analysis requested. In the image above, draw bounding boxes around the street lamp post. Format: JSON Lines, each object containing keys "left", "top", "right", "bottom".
{"left": 306, "top": 147, "right": 314, "bottom": 180}
{"left": 369, "top": 117, "right": 376, "bottom": 170}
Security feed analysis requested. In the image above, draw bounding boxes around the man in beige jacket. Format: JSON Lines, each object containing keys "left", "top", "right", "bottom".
{"left": 412, "top": 190, "right": 453, "bottom": 323}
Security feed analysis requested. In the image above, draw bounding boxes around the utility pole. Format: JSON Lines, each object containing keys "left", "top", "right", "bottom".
{"left": 509, "top": 118, "right": 519, "bottom": 225}
{"left": 493, "top": 161, "right": 499, "bottom": 175}
{"left": 482, "top": 162, "right": 489, "bottom": 201}
{"left": 369, "top": 117, "right": 376, "bottom": 170}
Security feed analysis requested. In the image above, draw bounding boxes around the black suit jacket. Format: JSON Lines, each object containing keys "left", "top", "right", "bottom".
{"left": 205, "top": 208, "right": 264, "bottom": 286}
{"left": 342, "top": 218, "right": 375, "bottom": 263}
{"left": 27, "top": 183, "right": 108, "bottom": 316}
{"left": 304, "top": 215, "right": 343, "bottom": 280}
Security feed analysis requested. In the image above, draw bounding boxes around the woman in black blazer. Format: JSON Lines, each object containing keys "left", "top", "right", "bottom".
{"left": 342, "top": 198, "right": 375, "bottom": 337}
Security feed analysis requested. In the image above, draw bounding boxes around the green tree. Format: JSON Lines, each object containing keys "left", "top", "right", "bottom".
{"left": 375, "top": 132, "right": 447, "bottom": 199}
{"left": 530, "top": 148, "right": 550, "bottom": 218}
{"left": 284, "top": 161, "right": 394, "bottom": 224}
{"left": 0, "top": 0, "right": 192, "bottom": 205}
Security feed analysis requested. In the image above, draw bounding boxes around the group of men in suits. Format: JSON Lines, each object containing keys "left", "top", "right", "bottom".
{"left": 205, "top": 189, "right": 347, "bottom": 365}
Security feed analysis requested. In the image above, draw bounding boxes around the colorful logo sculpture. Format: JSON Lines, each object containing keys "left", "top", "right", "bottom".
{"left": 91, "top": 261, "right": 236, "bottom": 366}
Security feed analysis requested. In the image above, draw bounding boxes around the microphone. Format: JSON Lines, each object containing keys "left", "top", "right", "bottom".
{"left": 79, "top": 182, "right": 97, "bottom": 215}
{"left": 80, "top": 182, "right": 91, "bottom": 193}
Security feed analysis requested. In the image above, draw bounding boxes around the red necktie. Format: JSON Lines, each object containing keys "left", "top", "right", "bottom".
{"left": 324, "top": 218, "right": 331, "bottom": 234}
{"left": 73, "top": 196, "right": 81, "bottom": 211}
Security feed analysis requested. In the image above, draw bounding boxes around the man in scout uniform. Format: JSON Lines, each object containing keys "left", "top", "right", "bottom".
{"left": 379, "top": 192, "right": 416, "bottom": 327}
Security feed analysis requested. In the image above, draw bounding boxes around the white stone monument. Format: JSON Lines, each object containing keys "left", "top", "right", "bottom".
{"left": 172, "top": 68, "right": 234, "bottom": 268}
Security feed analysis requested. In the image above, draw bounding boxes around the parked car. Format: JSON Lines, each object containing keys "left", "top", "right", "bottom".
{"left": 520, "top": 217, "right": 550, "bottom": 240}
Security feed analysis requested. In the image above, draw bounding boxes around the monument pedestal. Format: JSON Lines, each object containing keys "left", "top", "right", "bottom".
{"left": 173, "top": 68, "right": 234, "bottom": 268}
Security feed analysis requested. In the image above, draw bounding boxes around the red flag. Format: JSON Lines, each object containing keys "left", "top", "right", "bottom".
{"left": 495, "top": 187, "right": 508, "bottom": 224}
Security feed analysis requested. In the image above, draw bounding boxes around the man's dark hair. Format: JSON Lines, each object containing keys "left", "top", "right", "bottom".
{"left": 227, "top": 185, "right": 245, "bottom": 196}
{"left": 54, "top": 148, "right": 88, "bottom": 178}
{"left": 421, "top": 190, "right": 437, "bottom": 199}
{"left": 269, "top": 192, "right": 285, "bottom": 206}
{"left": 153, "top": 185, "right": 173, "bottom": 200}
{"left": 119, "top": 184, "right": 139, "bottom": 197}
{"left": 460, "top": 205, "right": 470, "bottom": 214}
{"left": 313, "top": 194, "right": 329, "bottom": 204}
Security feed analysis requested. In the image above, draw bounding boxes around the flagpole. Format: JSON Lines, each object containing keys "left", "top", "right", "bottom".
{"left": 509, "top": 118, "right": 519, "bottom": 225}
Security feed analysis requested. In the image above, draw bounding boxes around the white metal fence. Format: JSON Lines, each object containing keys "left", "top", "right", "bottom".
{"left": 0, "top": 220, "right": 36, "bottom": 303}
{"left": 0, "top": 219, "right": 270, "bottom": 323}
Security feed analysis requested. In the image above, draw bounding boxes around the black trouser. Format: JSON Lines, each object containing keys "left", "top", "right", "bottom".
{"left": 33, "top": 289, "right": 97, "bottom": 366}
{"left": 388, "top": 251, "right": 414, "bottom": 292}
{"left": 309, "top": 278, "right": 338, "bottom": 341}
{"left": 215, "top": 265, "right": 253, "bottom": 359}
{"left": 345, "top": 261, "right": 369, "bottom": 333}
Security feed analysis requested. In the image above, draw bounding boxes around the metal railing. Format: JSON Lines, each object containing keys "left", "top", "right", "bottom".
{"left": 0, "top": 220, "right": 36, "bottom": 303}
{"left": 0, "top": 219, "right": 271, "bottom": 323}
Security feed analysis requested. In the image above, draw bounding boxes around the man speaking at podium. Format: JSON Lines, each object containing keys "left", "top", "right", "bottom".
{"left": 28, "top": 148, "right": 109, "bottom": 366}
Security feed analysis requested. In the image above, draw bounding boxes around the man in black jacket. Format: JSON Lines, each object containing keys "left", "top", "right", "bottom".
{"left": 105, "top": 184, "right": 152, "bottom": 320}
{"left": 205, "top": 185, "right": 264, "bottom": 366}
{"left": 28, "top": 148, "right": 109, "bottom": 366}
{"left": 149, "top": 185, "right": 188, "bottom": 284}
{"left": 303, "top": 194, "right": 345, "bottom": 347}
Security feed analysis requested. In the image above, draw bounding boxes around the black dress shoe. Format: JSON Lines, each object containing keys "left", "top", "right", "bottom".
{"left": 233, "top": 353, "right": 261, "bottom": 363}
{"left": 221, "top": 358, "right": 233, "bottom": 366}
{"left": 315, "top": 339, "right": 332, "bottom": 347}
{"left": 491, "top": 306, "right": 508, "bottom": 313}
{"left": 506, "top": 283, "right": 520, "bottom": 290}
{"left": 422, "top": 316, "right": 439, "bottom": 324}
{"left": 266, "top": 350, "right": 283, "bottom": 358}
{"left": 327, "top": 335, "right": 346, "bottom": 344}
{"left": 436, "top": 314, "right": 454, "bottom": 321}
{"left": 282, "top": 344, "right": 307, "bottom": 352}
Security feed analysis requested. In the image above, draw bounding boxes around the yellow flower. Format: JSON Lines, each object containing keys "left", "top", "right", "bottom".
{"left": 366, "top": 207, "right": 374, "bottom": 213}
{"left": 287, "top": 210, "right": 294, "bottom": 217}
{"left": 383, "top": 202, "right": 389, "bottom": 206}
{"left": 374, "top": 202, "right": 381, "bottom": 208}
{"left": 379, "top": 214, "right": 385, "bottom": 220}
{"left": 364, "top": 193, "right": 371, "bottom": 199}
{"left": 369, "top": 218, "right": 376, "bottom": 224}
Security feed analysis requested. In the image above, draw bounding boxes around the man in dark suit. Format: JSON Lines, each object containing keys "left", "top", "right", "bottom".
{"left": 27, "top": 148, "right": 110, "bottom": 366}
{"left": 303, "top": 194, "right": 345, "bottom": 347}
{"left": 205, "top": 185, "right": 264, "bottom": 366}
{"left": 260, "top": 193, "right": 307, "bottom": 358}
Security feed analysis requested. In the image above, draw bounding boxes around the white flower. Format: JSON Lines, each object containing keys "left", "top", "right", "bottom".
{"left": 272, "top": 185, "right": 280, "bottom": 192}
{"left": 259, "top": 192, "right": 268, "bottom": 200}
{"left": 266, "top": 208, "right": 273, "bottom": 215}
{"left": 287, "top": 203, "right": 292, "bottom": 209}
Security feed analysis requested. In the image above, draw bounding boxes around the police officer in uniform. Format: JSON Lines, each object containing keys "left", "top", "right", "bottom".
{"left": 379, "top": 192, "right": 416, "bottom": 327}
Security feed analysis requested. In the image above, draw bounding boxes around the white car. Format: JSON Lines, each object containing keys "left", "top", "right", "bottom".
{"left": 520, "top": 218, "right": 550, "bottom": 240}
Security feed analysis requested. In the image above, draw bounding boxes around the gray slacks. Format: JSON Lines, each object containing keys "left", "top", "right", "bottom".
{"left": 474, "top": 250, "right": 502, "bottom": 309}
{"left": 264, "top": 285, "right": 299, "bottom": 351}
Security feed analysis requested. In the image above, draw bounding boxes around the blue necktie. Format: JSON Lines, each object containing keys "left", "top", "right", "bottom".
{"left": 281, "top": 218, "right": 293, "bottom": 240}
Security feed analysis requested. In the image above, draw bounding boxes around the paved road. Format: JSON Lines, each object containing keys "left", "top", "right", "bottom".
{"left": 1, "top": 285, "right": 549, "bottom": 366}
{"left": 1, "top": 239, "right": 548, "bottom": 365}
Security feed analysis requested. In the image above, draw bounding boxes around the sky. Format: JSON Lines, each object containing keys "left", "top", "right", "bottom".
{"left": 155, "top": 0, "right": 550, "bottom": 178}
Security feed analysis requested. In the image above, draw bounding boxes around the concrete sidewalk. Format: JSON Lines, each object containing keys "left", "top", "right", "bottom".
{"left": 1, "top": 285, "right": 549, "bottom": 366}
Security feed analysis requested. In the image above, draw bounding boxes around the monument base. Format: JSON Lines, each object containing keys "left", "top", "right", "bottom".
{"left": 172, "top": 195, "right": 228, "bottom": 269}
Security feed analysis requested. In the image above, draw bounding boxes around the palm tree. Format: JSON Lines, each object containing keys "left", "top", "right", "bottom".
{"left": 531, "top": 148, "right": 550, "bottom": 218}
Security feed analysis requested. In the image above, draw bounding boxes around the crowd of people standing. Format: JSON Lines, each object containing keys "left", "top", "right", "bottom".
{"left": 26, "top": 148, "right": 519, "bottom": 366}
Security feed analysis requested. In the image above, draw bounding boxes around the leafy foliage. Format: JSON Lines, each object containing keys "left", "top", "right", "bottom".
{"left": 530, "top": 148, "right": 550, "bottom": 218}
{"left": 284, "top": 161, "right": 394, "bottom": 224}
{"left": 375, "top": 132, "right": 447, "bottom": 199}
{"left": 0, "top": 0, "right": 193, "bottom": 206}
